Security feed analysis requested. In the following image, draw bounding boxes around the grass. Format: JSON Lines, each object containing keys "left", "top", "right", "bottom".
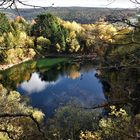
{"left": 0, "top": 57, "right": 70, "bottom": 76}
{"left": 36, "top": 58, "right": 70, "bottom": 68}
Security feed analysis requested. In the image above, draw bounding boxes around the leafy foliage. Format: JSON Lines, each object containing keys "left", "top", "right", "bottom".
{"left": 0, "top": 12, "right": 139, "bottom": 67}
{"left": 46, "top": 106, "right": 100, "bottom": 140}
{"left": 31, "top": 13, "right": 69, "bottom": 52}
{"left": 0, "top": 14, "right": 35, "bottom": 64}
{"left": 80, "top": 106, "right": 140, "bottom": 140}
{"left": 0, "top": 13, "right": 11, "bottom": 36}
{"left": 0, "top": 8, "right": 140, "bottom": 140}
{"left": 0, "top": 84, "right": 45, "bottom": 140}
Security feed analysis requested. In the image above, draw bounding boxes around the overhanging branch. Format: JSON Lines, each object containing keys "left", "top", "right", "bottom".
{"left": 0, "top": 113, "right": 47, "bottom": 140}
{"left": 0, "top": 0, "right": 49, "bottom": 9}
{"left": 0, "top": 129, "right": 14, "bottom": 140}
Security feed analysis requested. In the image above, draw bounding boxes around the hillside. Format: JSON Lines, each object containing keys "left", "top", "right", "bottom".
{"left": 0, "top": 7, "right": 138, "bottom": 23}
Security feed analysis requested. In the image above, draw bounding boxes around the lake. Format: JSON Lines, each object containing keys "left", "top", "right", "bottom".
{"left": 17, "top": 63, "right": 106, "bottom": 118}
{"left": 0, "top": 58, "right": 140, "bottom": 139}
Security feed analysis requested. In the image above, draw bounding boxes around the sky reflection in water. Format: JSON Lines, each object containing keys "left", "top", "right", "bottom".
{"left": 17, "top": 66, "right": 106, "bottom": 118}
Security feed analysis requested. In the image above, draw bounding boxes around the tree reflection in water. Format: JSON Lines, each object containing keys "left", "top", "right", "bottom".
{"left": 0, "top": 59, "right": 140, "bottom": 139}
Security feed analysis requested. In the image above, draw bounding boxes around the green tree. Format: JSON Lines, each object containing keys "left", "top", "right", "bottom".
{"left": 31, "top": 13, "right": 68, "bottom": 52}
{"left": 0, "top": 13, "right": 11, "bottom": 36}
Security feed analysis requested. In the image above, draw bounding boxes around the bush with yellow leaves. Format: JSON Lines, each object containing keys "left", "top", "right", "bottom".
{"left": 80, "top": 106, "right": 140, "bottom": 140}
{"left": 63, "top": 21, "right": 84, "bottom": 33}
{"left": 80, "top": 131, "right": 100, "bottom": 140}
{"left": 0, "top": 84, "right": 45, "bottom": 140}
{"left": 66, "top": 31, "right": 81, "bottom": 53}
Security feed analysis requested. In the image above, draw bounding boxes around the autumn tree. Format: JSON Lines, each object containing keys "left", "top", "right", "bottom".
{"left": 0, "top": 84, "right": 46, "bottom": 140}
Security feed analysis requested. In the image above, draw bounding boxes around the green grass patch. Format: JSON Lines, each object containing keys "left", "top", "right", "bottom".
{"left": 36, "top": 58, "right": 70, "bottom": 68}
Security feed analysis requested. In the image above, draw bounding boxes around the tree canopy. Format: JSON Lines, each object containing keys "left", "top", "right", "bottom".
{"left": 0, "top": 13, "right": 11, "bottom": 35}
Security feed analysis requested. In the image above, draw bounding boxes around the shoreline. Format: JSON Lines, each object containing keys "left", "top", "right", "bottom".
{"left": 45, "top": 54, "right": 97, "bottom": 58}
{"left": 0, "top": 54, "right": 97, "bottom": 71}
{"left": 0, "top": 58, "right": 31, "bottom": 71}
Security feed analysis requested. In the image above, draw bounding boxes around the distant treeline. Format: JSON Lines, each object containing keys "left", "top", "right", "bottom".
{"left": 0, "top": 7, "right": 138, "bottom": 23}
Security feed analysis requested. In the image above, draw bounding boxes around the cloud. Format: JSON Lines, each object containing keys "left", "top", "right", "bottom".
{"left": 20, "top": 72, "right": 56, "bottom": 94}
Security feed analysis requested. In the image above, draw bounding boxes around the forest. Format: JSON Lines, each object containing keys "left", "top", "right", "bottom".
{"left": 0, "top": 0, "right": 140, "bottom": 140}
{"left": 0, "top": 7, "right": 138, "bottom": 23}
{"left": 0, "top": 11, "right": 139, "bottom": 67}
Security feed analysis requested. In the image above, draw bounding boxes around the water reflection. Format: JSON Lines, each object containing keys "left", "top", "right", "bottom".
{"left": 1, "top": 59, "right": 140, "bottom": 117}
{"left": 99, "top": 68, "right": 140, "bottom": 114}
{"left": 0, "top": 59, "right": 140, "bottom": 139}
{"left": 20, "top": 73, "right": 57, "bottom": 94}
{"left": 17, "top": 64, "right": 106, "bottom": 117}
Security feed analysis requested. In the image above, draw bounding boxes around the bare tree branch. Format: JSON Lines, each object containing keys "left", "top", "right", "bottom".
{"left": 0, "top": 0, "right": 55, "bottom": 16}
{"left": 104, "top": 0, "right": 116, "bottom": 6}
{"left": 106, "top": 0, "right": 140, "bottom": 5}
{"left": 75, "top": 99, "right": 128, "bottom": 110}
{"left": 0, "top": 129, "right": 14, "bottom": 140}
{"left": 0, "top": 0, "right": 49, "bottom": 9}
{"left": 130, "top": 0, "right": 140, "bottom": 4}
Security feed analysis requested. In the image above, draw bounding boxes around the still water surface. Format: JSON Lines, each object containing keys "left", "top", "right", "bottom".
{"left": 1, "top": 58, "right": 140, "bottom": 119}
{"left": 0, "top": 58, "right": 140, "bottom": 139}
{"left": 16, "top": 62, "right": 106, "bottom": 118}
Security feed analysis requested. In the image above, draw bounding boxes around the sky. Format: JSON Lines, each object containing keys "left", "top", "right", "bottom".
{"left": 14, "top": 0, "right": 137, "bottom": 8}
{"left": 0, "top": 0, "right": 138, "bottom": 8}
